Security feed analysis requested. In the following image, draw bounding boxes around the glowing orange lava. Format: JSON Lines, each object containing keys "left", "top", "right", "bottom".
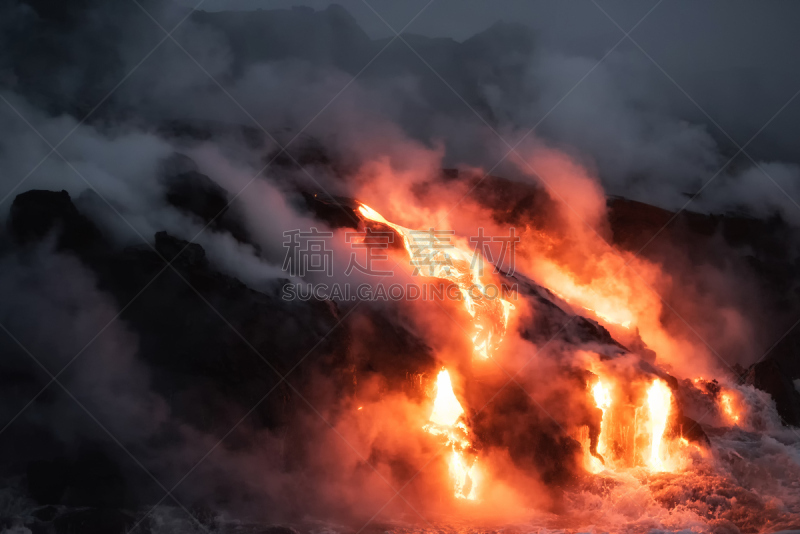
{"left": 423, "top": 369, "right": 478, "bottom": 500}
{"left": 720, "top": 392, "right": 740, "bottom": 424}
{"left": 593, "top": 381, "right": 612, "bottom": 457}
{"left": 582, "top": 380, "right": 613, "bottom": 473}
{"left": 548, "top": 283, "right": 632, "bottom": 329}
{"left": 450, "top": 449, "right": 479, "bottom": 500}
{"left": 646, "top": 379, "right": 672, "bottom": 471}
{"left": 358, "top": 203, "right": 514, "bottom": 359}
{"left": 429, "top": 368, "right": 464, "bottom": 427}
{"left": 581, "top": 376, "right": 691, "bottom": 474}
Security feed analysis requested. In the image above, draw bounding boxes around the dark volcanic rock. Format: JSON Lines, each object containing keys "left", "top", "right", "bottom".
{"left": 154, "top": 230, "right": 208, "bottom": 269}
{"left": 301, "top": 192, "right": 360, "bottom": 229}
{"left": 513, "top": 276, "right": 628, "bottom": 356}
{"left": 27, "top": 458, "right": 70, "bottom": 506}
{"left": 4, "top": 190, "right": 349, "bottom": 508}
{"left": 744, "top": 326, "right": 800, "bottom": 426}
{"left": 4, "top": 188, "right": 435, "bottom": 444}
{"left": 31, "top": 506, "right": 58, "bottom": 522}
{"left": 607, "top": 196, "right": 794, "bottom": 267}
{"left": 8, "top": 190, "right": 104, "bottom": 252}
{"left": 746, "top": 358, "right": 800, "bottom": 427}
{"left": 165, "top": 170, "right": 229, "bottom": 225}
{"left": 670, "top": 413, "right": 712, "bottom": 445}
{"left": 469, "top": 172, "right": 561, "bottom": 233}
{"left": 98, "top": 232, "right": 346, "bottom": 432}
{"left": 160, "top": 153, "right": 253, "bottom": 245}
{"left": 52, "top": 508, "right": 135, "bottom": 534}
{"left": 472, "top": 384, "right": 582, "bottom": 487}
{"left": 27, "top": 449, "right": 127, "bottom": 508}
{"left": 255, "top": 527, "right": 300, "bottom": 534}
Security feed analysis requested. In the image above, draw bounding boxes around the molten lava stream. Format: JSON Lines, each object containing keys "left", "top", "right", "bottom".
{"left": 428, "top": 368, "right": 463, "bottom": 427}
{"left": 582, "top": 377, "right": 680, "bottom": 474}
{"left": 423, "top": 369, "right": 478, "bottom": 501}
{"left": 720, "top": 391, "right": 741, "bottom": 424}
{"left": 646, "top": 379, "right": 672, "bottom": 471}
{"left": 593, "top": 381, "right": 612, "bottom": 455}
{"left": 357, "top": 203, "right": 514, "bottom": 360}
{"left": 581, "top": 380, "right": 615, "bottom": 474}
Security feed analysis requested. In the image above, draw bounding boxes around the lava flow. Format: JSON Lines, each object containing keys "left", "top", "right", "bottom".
{"left": 422, "top": 369, "right": 478, "bottom": 500}
{"left": 588, "top": 380, "right": 612, "bottom": 473}
{"left": 582, "top": 376, "right": 677, "bottom": 474}
{"left": 646, "top": 379, "right": 672, "bottom": 471}
{"left": 358, "top": 203, "right": 513, "bottom": 359}
{"left": 720, "top": 391, "right": 741, "bottom": 424}
{"left": 352, "top": 197, "right": 798, "bottom": 531}
{"left": 359, "top": 203, "right": 690, "bottom": 481}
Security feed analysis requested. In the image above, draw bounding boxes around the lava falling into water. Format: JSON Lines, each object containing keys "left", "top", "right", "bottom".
{"left": 356, "top": 204, "right": 499, "bottom": 499}
{"left": 581, "top": 377, "right": 681, "bottom": 474}
{"left": 582, "top": 380, "right": 613, "bottom": 473}
{"left": 720, "top": 391, "right": 741, "bottom": 424}
{"left": 355, "top": 198, "right": 760, "bottom": 521}
{"left": 357, "top": 203, "right": 513, "bottom": 359}
{"left": 428, "top": 368, "right": 464, "bottom": 427}
{"left": 358, "top": 203, "right": 686, "bottom": 479}
{"left": 646, "top": 379, "right": 672, "bottom": 471}
{"left": 592, "top": 381, "right": 612, "bottom": 458}
{"left": 423, "top": 369, "right": 478, "bottom": 500}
